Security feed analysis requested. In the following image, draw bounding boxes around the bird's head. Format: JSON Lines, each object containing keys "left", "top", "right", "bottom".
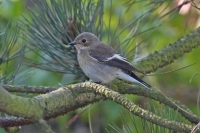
{"left": 69, "top": 32, "right": 100, "bottom": 50}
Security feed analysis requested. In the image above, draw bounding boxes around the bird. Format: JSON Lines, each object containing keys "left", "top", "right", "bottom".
{"left": 69, "top": 32, "right": 151, "bottom": 88}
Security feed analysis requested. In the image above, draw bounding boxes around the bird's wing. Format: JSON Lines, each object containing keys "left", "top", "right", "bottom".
{"left": 88, "top": 44, "right": 144, "bottom": 73}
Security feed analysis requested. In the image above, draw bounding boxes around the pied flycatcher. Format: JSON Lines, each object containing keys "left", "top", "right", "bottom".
{"left": 69, "top": 32, "right": 151, "bottom": 88}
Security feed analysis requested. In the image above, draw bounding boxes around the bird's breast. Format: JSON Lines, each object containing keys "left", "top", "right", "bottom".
{"left": 77, "top": 51, "right": 119, "bottom": 83}
{"left": 77, "top": 52, "right": 98, "bottom": 74}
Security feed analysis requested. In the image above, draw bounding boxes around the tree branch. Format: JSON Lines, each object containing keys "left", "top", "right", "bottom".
{"left": 0, "top": 86, "right": 43, "bottom": 120}
{"left": 0, "top": 82, "right": 197, "bottom": 132}
{"left": 3, "top": 81, "right": 199, "bottom": 124}
{"left": 135, "top": 26, "right": 200, "bottom": 74}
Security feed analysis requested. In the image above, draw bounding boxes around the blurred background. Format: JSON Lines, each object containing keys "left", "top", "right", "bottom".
{"left": 0, "top": 0, "right": 200, "bottom": 133}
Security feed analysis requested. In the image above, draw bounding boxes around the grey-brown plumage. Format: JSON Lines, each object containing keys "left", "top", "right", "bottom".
{"left": 69, "top": 32, "right": 151, "bottom": 88}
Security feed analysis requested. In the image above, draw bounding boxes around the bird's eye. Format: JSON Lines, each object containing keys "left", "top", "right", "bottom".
{"left": 82, "top": 39, "right": 87, "bottom": 43}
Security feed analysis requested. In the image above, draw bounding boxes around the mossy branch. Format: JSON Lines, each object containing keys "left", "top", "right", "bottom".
{"left": 3, "top": 80, "right": 200, "bottom": 124}
{"left": 0, "top": 83, "right": 197, "bottom": 132}
{"left": 76, "top": 83, "right": 193, "bottom": 133}
{"left": 135, "top": 26, "right": 200, "bottom": 73}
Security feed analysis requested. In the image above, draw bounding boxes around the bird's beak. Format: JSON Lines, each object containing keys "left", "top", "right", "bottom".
{"left": 69, "top": 41, "right": 77, "bottom": 46}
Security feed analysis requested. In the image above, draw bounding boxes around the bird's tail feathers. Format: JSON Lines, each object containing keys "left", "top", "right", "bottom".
{"left": 118, "top": 70, "right": 151, "bottom": 89}
{"left": 129, "top": 72, "right": 151, "bottom": 89}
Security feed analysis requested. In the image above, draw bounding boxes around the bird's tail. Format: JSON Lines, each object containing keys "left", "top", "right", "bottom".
{"left": 129, "top": 71, "right": 151, "bottom": 89}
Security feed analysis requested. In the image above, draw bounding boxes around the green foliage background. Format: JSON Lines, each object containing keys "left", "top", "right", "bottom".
{"left": 0, "top": 0, "right": 200, "bottom": 133}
